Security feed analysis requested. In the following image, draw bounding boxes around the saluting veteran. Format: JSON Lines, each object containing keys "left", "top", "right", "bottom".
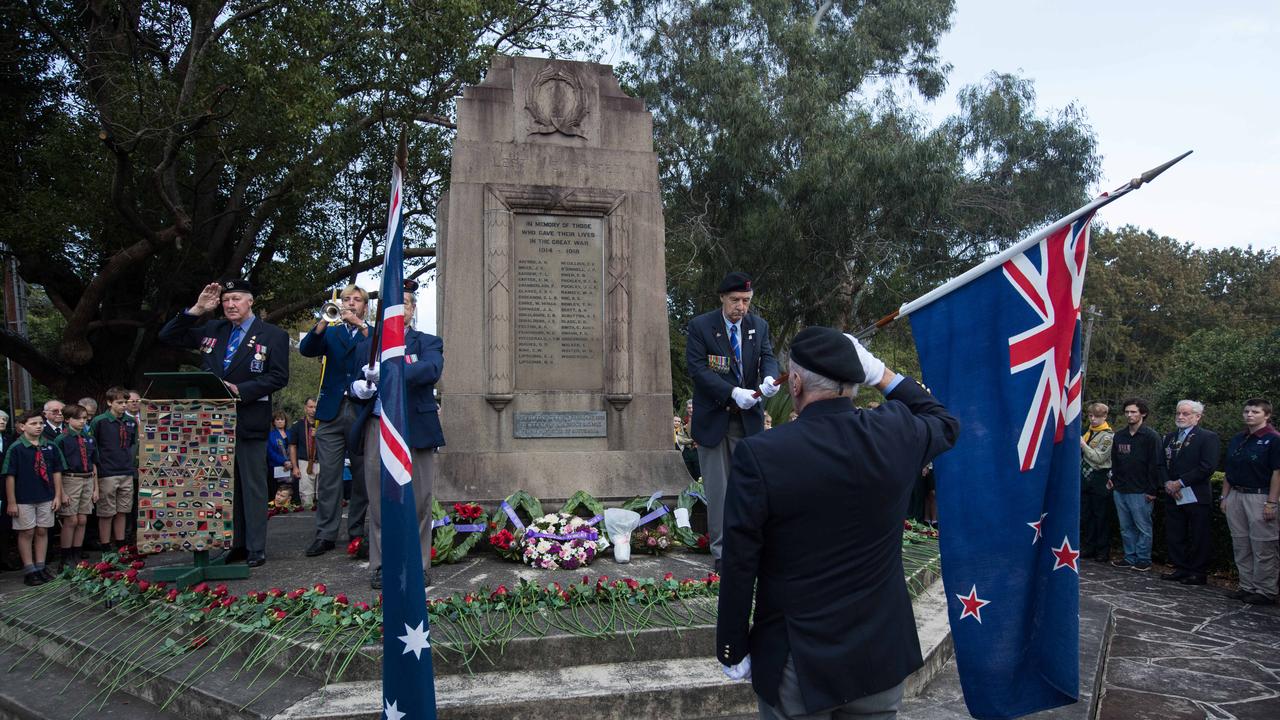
{"left": 717, "top": 327, "right": 959, "bottom": 719}
{"left": 686, "top": 271, "right": 780, "bottom": 568}
{"left": 159, "top": 279, "right": 290, "bottom": 567}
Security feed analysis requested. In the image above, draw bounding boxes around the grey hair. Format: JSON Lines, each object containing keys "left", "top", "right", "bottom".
{"left": 1177, "top": 400, "right": 1204, "bottom": 415}
{"left": 789, "top": 360, "right": 844, "bottom": 395}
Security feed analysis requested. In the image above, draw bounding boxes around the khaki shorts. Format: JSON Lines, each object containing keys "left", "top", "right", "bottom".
{"left": 96, "top": 475, "right": 134, "bottom": 517}
{"left": 59, "top": 473, "right": 96, "bottom": 517}
{"left": 14, "top": 502, "right": 54, "bottom": 530}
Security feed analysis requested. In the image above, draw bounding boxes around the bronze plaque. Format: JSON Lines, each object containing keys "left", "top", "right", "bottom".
{"left": 513, "top": 214, "right": 604, "bottom": 390}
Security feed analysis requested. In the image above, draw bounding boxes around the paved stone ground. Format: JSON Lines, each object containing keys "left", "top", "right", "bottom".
{"left": 903, "top": 558, "right": 1280, "bottom": 720}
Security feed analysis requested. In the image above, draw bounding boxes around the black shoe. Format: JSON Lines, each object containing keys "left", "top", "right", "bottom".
{"left": 1131, "top": 562, "right": 1152, "bottom": 572}
{"left": 1111, "top": 558, "right": 1133, "bottom": 568}
{"left": 305, "top": 539, "right": 336, "bottom": 557}
{"left": 247, "top": 554, "right": 266, "bottom": 568}
{"left": 23, "top": 572, "right": 44, "bottom": 587}
{"left": 1179, "top": 574, "right": 1207, "bottom": 586}
{"left": 370, "top": 567, "right": 382, "bottom": 590}
{"left": 1161, "top": 570, "right": 1190, "bottom": 581}
{"left": 225, "top": 547, "right": 249, "bottom": 564}
{"left": 1227, "top": 588, "right": 1251, "bottom": 600}
{"left": 40, "top": 567, "right": 56, "bottom": 581}
{"left": 1243, "top": 593, "right": 1276, "bottom": 605}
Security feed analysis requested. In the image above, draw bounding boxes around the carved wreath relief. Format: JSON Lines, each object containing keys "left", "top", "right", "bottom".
{"left": 525, "top": 64, "right": 589, "bottom": 138}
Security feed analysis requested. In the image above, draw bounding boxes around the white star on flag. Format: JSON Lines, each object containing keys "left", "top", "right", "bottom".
{"left": 1027, "top": 512, "right": 1047, "bottom": 544}
{"left": 399, "top": 620, "right": 431, "bottom": 660}
{"left": 384, "top": 698, "right": 406, "bottom": 720}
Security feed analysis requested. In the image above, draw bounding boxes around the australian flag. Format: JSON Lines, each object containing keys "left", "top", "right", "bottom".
{"left": 908, "top": 211, "right": 1096, "bottom": 719}
{"left": 377, "top": 160, "right": 437, "bottom": 720}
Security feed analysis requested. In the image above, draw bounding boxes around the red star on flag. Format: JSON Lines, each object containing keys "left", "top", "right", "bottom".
{"left": 1027, "top": 512, "right": 1047, "bottom": 544}
{"left": 1051, "top": 536, "right": 1080, "bottom": 573}
{"left": 956, "top": 585, "right": 990, "bottom": 623}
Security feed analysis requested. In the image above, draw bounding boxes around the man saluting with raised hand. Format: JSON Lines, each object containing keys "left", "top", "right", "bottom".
{"left": 686, "top": 272, "right": 780, "bottom": 572}
{"left": 717, "top": 328, "right": 959, "bottom": 719}
{"left": 159, "top": 279, "right": 290, "bottom": 567}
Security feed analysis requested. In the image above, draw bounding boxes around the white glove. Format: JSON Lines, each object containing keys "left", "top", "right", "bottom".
{"left": 731, "top": 387, "right": 759, "bottom": 410}
{"left": 721, "top": 654, "right": 752, "bottom": 681}
{"left": 362, "top": 362, "right": 380, "bottom": 384}
{"left": 758, "top": 376, "right": 780, "bottom": 398}
{"left": 845, "top": 334, "right": 886, "bottom": 386}
{"left": 350, "top": 379, "right": 376, "bottom": 400}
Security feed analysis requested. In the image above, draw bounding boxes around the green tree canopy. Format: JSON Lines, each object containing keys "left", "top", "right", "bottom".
{"left": 2, "top": 0, "right": 604, "bottom": 398}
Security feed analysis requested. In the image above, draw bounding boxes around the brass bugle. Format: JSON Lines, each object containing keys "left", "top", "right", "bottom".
{"left": 321, "top": 301, "right": 342, "bottom": 323}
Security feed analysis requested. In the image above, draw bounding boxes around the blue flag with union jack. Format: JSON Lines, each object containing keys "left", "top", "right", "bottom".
{"left": 907, "top": 211, "right": 1096, "bottom": 719}
{"left": 377, "top": 161, "right": 437, "bottom": 720}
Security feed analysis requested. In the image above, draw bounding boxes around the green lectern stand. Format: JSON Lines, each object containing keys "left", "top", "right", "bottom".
{"left": 138, "top": 371, "right": 249, "bottom": 586}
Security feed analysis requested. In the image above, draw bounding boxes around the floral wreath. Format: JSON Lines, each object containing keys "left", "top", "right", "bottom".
{"left": 430, "top": 500, "right": 488, "bottom": 564}
{"left": 521, "top": 512, "right": 602, "bottom": 570}
{"left": 559, "top": 490, "right": 610, "bottom": 551}
{"left": 675, "top": 480, "right": 710, "bottom": 552}
{"left": 487, "top": 490, "right": 543, "bottom": 562}
{"left": 621, "top": 491, "right": 680, "bottom": 549}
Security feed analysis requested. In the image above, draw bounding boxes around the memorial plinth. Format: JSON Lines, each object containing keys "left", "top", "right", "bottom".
{"left": 436, "top": 55, "right": 686, "bottom": 502}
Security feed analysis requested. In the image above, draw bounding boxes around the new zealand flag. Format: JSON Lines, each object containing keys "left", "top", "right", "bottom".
{"left": 908, "top": 212, "right": 1095, "bottom": 719}
{"left": 377, "top": 161, "right": 437, "bottom": 720}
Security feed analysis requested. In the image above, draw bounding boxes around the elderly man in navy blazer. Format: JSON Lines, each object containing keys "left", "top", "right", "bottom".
{"left": 1158, "top": 400, "right": 1221, "bottom": 586}
{"left": 686, "top": 272, "right": 780, "bottom": 569}
{"left": 159, "top": 279, "right": 290, "bottom": 567}
{"left": 298, "top": 284, "right": 373, "bottom": 556}
{"left": 717, "top": 327, "right": 958, "bottom": 719}
{"left": 349, "top": 281, "right": 444, "bottom": 589}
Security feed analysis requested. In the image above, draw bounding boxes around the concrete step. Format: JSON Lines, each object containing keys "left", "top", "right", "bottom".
{"left": 0, "top": 589, "right": 320, "bottom": 720}
{"left": 0, "top": 641, "right": 182, "bottom": 720}
{"left": 276, "top": 656, "right": 758, "bottom": 720}
{"left": 0, "top": 577, "right": 952, "bottom": 720}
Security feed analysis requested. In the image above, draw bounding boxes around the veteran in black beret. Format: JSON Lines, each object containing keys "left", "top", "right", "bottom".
{"left": 686, "top": 272, "right": 781, "bottom": 569}
{"left": 158, "top": 279, "right": 290, "bottom": 568}
{"left": 716, "top": 327, "right": 959, "bottom": 719}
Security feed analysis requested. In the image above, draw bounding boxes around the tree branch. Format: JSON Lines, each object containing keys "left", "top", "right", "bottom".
{"left": 0, "top": 328, "right": 74, "bottom": 390}
{"left": 262, "top": 250, "right": 435, "bottom": 323}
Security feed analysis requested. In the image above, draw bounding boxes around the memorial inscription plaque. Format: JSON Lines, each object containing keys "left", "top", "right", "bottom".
{"left": 514, "top": 411, "right": 608, "bottom": 438}
{"left": 513, "top": 214, "right": 604, "bottom": 390}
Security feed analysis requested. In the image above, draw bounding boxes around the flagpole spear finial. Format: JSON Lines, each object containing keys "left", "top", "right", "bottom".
{"left": 1128, "top": 150, "right": 1192, "bottom": 190}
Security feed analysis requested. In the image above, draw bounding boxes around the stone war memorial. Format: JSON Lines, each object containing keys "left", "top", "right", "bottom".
{"left": 435, "top": 56, "right": 688, "bottom": 502}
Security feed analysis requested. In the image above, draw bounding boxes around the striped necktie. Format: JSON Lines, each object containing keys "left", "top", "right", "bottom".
{"left": 730, "top": 324, "right": 742, "bottom": 384}
{"left": 224, "top": 326, "right": 244, "bottom": 369}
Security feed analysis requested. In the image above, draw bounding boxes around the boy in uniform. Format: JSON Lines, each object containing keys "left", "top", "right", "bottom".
{"left": 2, "top": 411, "right": 65, "bottom": 585}
{"left": 92, "top": 388, "right": 137, "bottom": 553}
{"left": 55, "top": 404, "right": 98, "bottom": 569}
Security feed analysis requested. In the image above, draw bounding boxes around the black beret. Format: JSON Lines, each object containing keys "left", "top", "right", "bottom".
{"left": 789, "top": 326, "right": 864, "bottom": 385}
{"left": 718, "top": 272, "right": 753, "bottom": 294}
{"left": 221, "top": 279, "right": 254, "bottom": 295}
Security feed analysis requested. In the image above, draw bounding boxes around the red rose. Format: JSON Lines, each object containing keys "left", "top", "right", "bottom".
{"left": 130, "top": 560, "right": 145, "bottom": 570}
{"left": 191, "top": 582, "right": 209, "bottom": 594}
{"left": 190, "top": 635, "right": 209, "bottom": 650}
{"left": 430, "top": 547, "right": 438, "bottom": 561}
{"left": 267, "top": 587, "right": 283, "bottom": 598}
{"left": 137, "top": 580, "right": 151, "bottom": 592}
{"left": 355, "top": 601, "right": 371, "bottom": 611}
{"left": 663, "top": 572, "right": 674, "bottom": 581}
{"left": 314, "top": 583, "right": 327, "bottom": 595}
{"left": 165, "top": 588, "right": 179, "bottom": 602}
{"left": 213, "top": 583, "right": 229, "bottom": 597}
{"left": 273, "top": 609, "right": 287, "bottom": 621}
{"left": 335, "top": 594, "right": 349, "bottom": 606}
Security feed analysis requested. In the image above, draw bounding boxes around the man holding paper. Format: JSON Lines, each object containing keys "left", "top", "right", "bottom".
{"left": 1159, "top": 400, "right": 1220, "bottom": 586}
{"left": 686, "top": 272, "right": 780, "bottom": 569}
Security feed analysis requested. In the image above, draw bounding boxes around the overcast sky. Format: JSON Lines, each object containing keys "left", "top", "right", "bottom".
{"left": 922, "top": 1, "right": 1278, "bottom": 251}
{"left": 409, "top": 1, "right": 1279, "bottom": 332}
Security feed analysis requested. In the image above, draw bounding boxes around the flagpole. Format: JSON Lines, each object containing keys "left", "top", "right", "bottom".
{"left": 368, "top": 132, "right": 410, "bottom": 367}
{"left": 854, "top": 150, "right": 1192, "bottom": 339}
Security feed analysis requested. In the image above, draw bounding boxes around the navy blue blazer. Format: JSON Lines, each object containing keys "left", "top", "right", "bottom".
{"left": 1160, "top": 425, "right": 1220, "bottom": 505}
{"left": 347, "top": 329, "right": 445, "bottom": 452}
{"left": 298, "top": 322, "right": 372, "bottom": 422}
{"left": 716, "top": 377, "right": 959, "bottom": 712}
{"left": 685, "top": 309, "right": 780, "bottom": 447}
{"left": 158, "top": 312, "right": 290, "bottom": 440}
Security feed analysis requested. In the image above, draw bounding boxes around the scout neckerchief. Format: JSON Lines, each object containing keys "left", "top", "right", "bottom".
{"left": 33, "top": 442, "right": 50, "bottom": 488}
{"left": 77, "top": 432, "right": 88, "bottom": 470}
{"left": 1084, "top": 421, "right": 1111, "bottom": 445}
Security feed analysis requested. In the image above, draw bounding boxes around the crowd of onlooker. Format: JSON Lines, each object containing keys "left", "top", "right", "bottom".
{"left": 0, "top": 392, "right": 334, "bottom": 587}
{"left": 1080, "top": 397, "right": 1279, "bottom": 605}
